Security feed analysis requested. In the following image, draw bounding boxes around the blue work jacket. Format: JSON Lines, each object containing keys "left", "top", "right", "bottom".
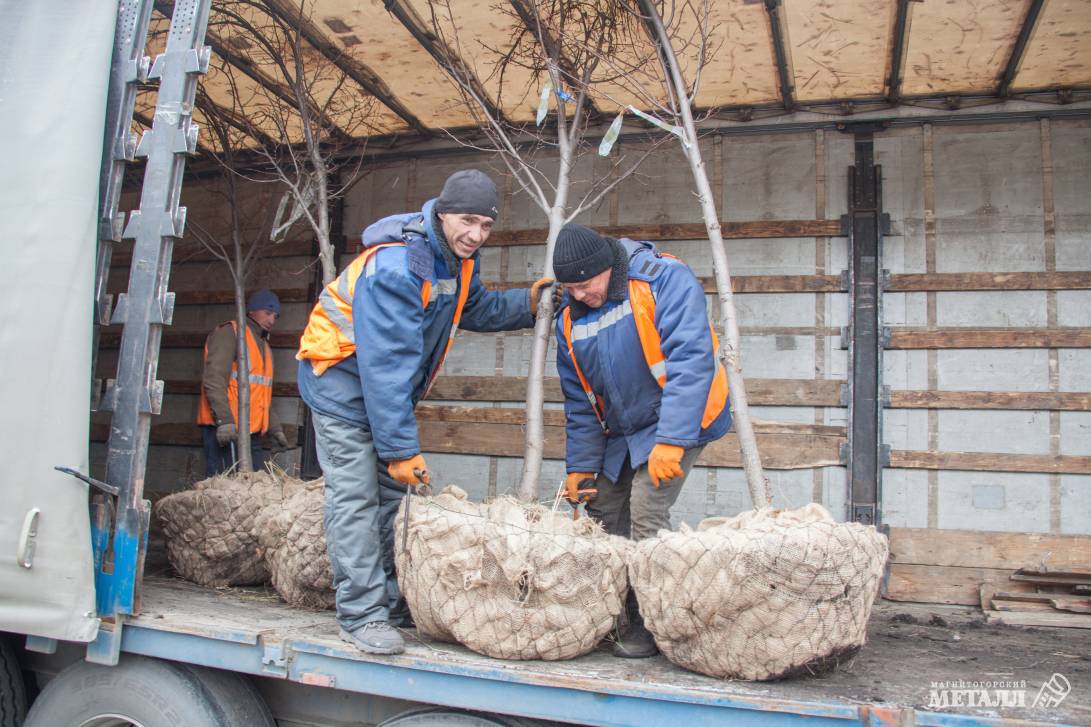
{"left": 298, "top": 198, "right": 534, "bottom": 460}
{"left": 555, "top": 238, "right": 732, "bottom": 482}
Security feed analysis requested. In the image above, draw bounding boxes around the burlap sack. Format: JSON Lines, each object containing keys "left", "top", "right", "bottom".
{"left": 255, "top": 479, "right": 335, "bottom": 609}
{"left": 629, "top": 503, "right": 888, "bottom": 680}
{"left": 395, "top": 486, "right": 630, "bottom": 660}
{"left": 155, "top": 470, "right": 304, "bottom": 587}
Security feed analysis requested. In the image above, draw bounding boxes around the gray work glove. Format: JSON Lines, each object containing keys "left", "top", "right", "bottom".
{"left": 215, "top": 422, "right": 237, "bottom": 446}
{"left": 271, "top": 430, "right": 289, "bottom": 450}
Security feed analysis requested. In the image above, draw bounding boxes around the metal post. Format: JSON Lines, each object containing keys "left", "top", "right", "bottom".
{"left": 96, "top": 0, "right": 211, "bottom": 621}
{"left": 840, "top": 124, "right": 890, "bottom": 526}
{"left": 92, "top": 0, "right": 154, "bottom": 410}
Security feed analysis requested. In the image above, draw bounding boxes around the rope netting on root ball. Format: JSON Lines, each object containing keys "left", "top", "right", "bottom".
{"left": 254, "top": 479, "right": 335, "bottom": 609}
{"left": 629, "top": 503, "right": 888, "bottom": 681}
{"left": 395, "top": 485, "right": 630, "bottom": 660}
{"left": 154, "top": 470, "right": 307, "bottom": 587}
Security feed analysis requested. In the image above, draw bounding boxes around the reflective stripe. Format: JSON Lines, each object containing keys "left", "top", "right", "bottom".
{"left": 429, "top": 278, "right": 457, "bottom": 303}
{"left": 231, "top": 371, "right": 273, "bottom": 386}
{"left": 422, "top": 258, "right": 476, "bottom": 398}
{"left": 337, "top": 270, "right": 352, "bottom": 301}
{"left": 319, "top": 288, "right": 354, "bottom": 343}
{"left": 570, "top": 300, "right": 632, "bottom": 342}
{"left": 562, "top": 307, "right": 609, "bottom": 433}
{"left": 561, "top": 273, "right": 728, "bottom": 433}
{"left": 363, "top": 255, "right": 379, "bottom": 278}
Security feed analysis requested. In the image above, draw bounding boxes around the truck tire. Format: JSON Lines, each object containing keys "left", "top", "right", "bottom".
{"left": 379, "top": 707, "right": 542, "bottom": 727}
{"left": 182, "top": 663, "right": 275, "bottom": 727}
{"left": 24, "top": 654, "right": 273, "bottom": 727}
{"left": 0, "top": 636, "right": 28, "bottom": 727}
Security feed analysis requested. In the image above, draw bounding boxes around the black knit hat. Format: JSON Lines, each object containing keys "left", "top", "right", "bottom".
{"left": 435, "top": 169, "right": 500, "bottom": 220}
{"left": 553, "top": 223, "right": 614, "bottom": 283}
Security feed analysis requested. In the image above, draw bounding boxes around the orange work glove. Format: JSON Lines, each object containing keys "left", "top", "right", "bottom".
{"left": 647, "top": 444, "right": 685, "bottom": 488}
{"left": 529, "top": 277, "right": 556, "bottom": 316}
{"left": 564, "top": 472, "right": 597, "bottom": 504}
{"left": 389, "top": 454, "right": 431, "bottom": 488}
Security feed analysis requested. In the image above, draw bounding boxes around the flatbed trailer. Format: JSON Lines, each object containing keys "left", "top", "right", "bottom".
{"left": 18, "top": 578, "right": 1089, "bottom": 726}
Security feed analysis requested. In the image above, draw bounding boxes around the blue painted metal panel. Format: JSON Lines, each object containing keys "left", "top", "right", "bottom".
{"left": 117, "top": 622, "right": 1067, "bottom": 727}
{"left": 96, "top": 523, "right": 143, "bottom": 616}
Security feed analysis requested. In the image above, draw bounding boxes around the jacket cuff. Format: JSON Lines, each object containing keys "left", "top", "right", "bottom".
{"left": 655, "top": 435, "right": 698, "bottom": 448}
{"left": 380, "top": 446, "right": 420, "bottom": 462}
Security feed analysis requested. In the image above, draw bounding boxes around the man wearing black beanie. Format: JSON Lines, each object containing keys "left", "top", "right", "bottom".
{"left": 553, "top": 223, "right": 732, "bottom": 658}
{"left": 297, "top": 169, "right": 553, "bottom": 655}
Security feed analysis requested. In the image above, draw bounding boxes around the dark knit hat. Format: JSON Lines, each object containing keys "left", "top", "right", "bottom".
{"left": 553, "top": 224, "right": 614, "bottom": 283}
{"left": 247, "top": 289, "right": 281, "bottom": 315}
{"left": 435, "top": 169, "right": 500, "bottom": 220}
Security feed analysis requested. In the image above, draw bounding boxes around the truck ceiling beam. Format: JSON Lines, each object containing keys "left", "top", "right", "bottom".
{"left": 764, "top": 0, "right": 795, "bottom": 113}
{"left": 261, "top": 0, "right": 433, "bottom": 137}
{"left": 998, "top": 0, "right": 1047, "bottom": 97}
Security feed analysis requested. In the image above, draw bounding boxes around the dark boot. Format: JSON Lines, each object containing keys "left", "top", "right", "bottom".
{"left": 613, "top": 590, "right": 658, "bottom": 658}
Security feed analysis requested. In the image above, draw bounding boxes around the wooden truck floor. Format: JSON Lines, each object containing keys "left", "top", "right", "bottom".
{"left": 121, "top": 578, "right": 1089, "bottom": 726}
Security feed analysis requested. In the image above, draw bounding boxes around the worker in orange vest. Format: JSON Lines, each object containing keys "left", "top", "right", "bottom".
{"left": 297, "top": 170, "right": 553, "bottom": 655}
{"left": 197, "top": 289, "right": 289, "bottom": 476}
{"left": 553, "top": 223, "right": 732, "bottom": 658}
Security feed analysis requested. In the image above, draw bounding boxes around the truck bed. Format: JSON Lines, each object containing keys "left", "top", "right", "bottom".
{"left": 122, "top": 578, "right": 1089, "bottom": 726}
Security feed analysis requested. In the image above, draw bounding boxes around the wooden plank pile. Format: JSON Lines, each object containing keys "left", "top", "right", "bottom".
{"left": 980, "top": 569, "right": 1091, "bottom": 629}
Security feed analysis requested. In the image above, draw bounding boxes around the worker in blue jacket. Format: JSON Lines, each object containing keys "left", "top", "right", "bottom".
{"left": 553, "top": 223, "right": 732, "bottom": 658}
{"left": 298, "top": 170, "right": 553, "bottom": 655}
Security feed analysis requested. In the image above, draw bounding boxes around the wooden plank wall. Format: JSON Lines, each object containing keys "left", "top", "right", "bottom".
{"left": 97, "top": 121, "right": 1091, "bottom": 604}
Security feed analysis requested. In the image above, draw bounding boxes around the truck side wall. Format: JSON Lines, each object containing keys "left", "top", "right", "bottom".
{"left": 95, "top": 119, "right": 1091, "bottom": 587}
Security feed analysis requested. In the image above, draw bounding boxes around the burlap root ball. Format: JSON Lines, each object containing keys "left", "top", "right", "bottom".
{"left": 155, "top": 470, "right": 306, "bottom": 587}
{"left": 629, "top": 503, "right": 888, "bottom": 681}
{"left": 255, "top": 479, "right": 335, "bottom": 609}
{"left": 395, "top": 485, "right": 630, "bottom": 660}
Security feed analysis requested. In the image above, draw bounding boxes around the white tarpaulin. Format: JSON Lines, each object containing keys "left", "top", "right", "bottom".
{"left": 0, "top": 0, "right": 117, "bottom": 641}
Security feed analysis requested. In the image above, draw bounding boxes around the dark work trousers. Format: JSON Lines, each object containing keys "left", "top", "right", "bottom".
{"left": 311, "top": 411, "right": 412, "bottom": 632}
{"left": 584, "top": 444, "right": 706, "bottom": 541}
{"left": 200, "top": 425, "right": 266, "bottom": 477}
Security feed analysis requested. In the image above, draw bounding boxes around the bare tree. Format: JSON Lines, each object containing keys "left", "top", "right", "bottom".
{"left": 156, "top": 0, "right": 383, "bottom": 471}
{"left": 205, "top": 0, "right": 377, "bottom": 285}
{"left": 398, "top": 0, "right": 668, "bottom": 500}
{"left": 186, "top": 103, "right": 272, "bottom": 473}
{"left": 608, "top": 0, "right": 770, "bottom": 507}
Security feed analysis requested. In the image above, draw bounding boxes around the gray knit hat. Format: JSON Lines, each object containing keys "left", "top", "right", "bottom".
{"left": 553, "top": 224, "right": 614, "bottom": 283}
{"left": 435, "top": 169, "right": 500, "bottom": 220}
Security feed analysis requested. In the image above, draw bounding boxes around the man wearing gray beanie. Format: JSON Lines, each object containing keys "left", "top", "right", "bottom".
{"left": 297, "top": 169, "right": 553, "bottom": 655}
{"left": 553, "top": 223, "right": 732, "bottom": 658}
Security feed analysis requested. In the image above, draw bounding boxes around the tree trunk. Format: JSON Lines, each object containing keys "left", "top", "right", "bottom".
{"left": 311, "top": 160, "right": 336, "bottom": 286}
{"left": 639, "top": 0, "right": 770, "bottom": 508}
{"left": 232, "top": 212, "right": 253, "bottom": 473}
{"left": 517, "top": 106, "right": 574, "bottom": 502}
{"left": 233, "top": 290, "right": 253, "bottom": 474}
{"left": 516, "top": 204, "right": 566, "bottom": 502}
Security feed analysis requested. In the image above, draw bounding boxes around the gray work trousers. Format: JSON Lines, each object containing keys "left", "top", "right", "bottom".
{"left": 312, "top": 411, "right": 410, "bottom": 631}
{"left": 585, "top": 445, "right": 705, "bottom": 541}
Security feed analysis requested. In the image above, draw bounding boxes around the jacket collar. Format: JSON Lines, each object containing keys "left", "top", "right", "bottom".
{"left": 421, "top": 198, "right": 468, "bottom": 277}
{"left": 244, "top": 315, "right": 270, "bottom": 340}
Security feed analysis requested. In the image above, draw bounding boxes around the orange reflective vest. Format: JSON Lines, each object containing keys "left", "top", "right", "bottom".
{"left": 297, "top": 242, "right": 474, "bottom": 392}
{"left": 196, "top": 320, "right": 274, "bottom": 434}
{"left": 561, "top": 278, "right": 729, "bottom": 433}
